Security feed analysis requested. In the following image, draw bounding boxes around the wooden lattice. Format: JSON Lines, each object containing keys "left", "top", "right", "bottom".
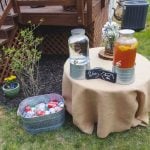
{"left": 35, "top": 2, "right": 108, "bottom": 55}
{"left": 37, "top": 26, "right": 70, "bottom": 55}
{"left": 0, "top": 29, "right": 20, "bottom": 85}
{"left": 0, "top": 57, "right": 12, "bottom": 85}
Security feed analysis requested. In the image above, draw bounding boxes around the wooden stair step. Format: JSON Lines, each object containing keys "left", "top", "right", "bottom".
{"left": 4, "top": 14, "right": 16, "bottom": 25}
{"left": 6, "top": 8, "right": 18, "bottom": 17}
{"left": 0, "top": 25, "right": 15, "bottom": 31}
{"left": 0, "top": 39, "right": 8, "bottom": 46}
{"left": 8, "top": 12, "right": 18, "bottom": 17}
{"left": 20, "top": 6, "right": 72, "bottom": 13}
{"left": 20, "top": 6, "right": 81, "bottom": 26}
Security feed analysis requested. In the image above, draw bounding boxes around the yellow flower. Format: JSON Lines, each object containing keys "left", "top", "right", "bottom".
{"left": 4, "top": 77, "right": 9, "bottom": 81}
{"left": 10, "top": 75, "right": 16, "bottom": 80}
{"left": 3, "top": 75, "right": 16, "bottom": 83}
{"left": 7, "top": 77, "right": 12, "bottom": 81}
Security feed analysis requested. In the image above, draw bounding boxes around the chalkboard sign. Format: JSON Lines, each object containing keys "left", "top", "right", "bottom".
{"left": 86, "top": 68, "right": 117, "bottom": 83}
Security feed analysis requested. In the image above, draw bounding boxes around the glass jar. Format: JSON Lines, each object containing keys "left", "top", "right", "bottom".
{"left": 113, "top": 29, "right": 138, "bottom": 84}
{"left": 68, "top": 28, "right": 90, "bottom": 79}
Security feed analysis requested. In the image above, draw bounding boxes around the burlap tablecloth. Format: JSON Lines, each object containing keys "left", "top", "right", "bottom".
{"left": 62, "top": 47, "right": 150, "bottom": 138}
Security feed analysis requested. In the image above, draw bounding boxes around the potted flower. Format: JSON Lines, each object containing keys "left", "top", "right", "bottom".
{"left": 102, "top": 21, "right": 119, "bottom": 56}
{"left": 2, "top": 75, "right": 20, "bottom": 98}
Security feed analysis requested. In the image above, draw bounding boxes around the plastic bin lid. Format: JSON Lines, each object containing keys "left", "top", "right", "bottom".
{"left": 123, "top": 0, "right": 149, "bottom": 5}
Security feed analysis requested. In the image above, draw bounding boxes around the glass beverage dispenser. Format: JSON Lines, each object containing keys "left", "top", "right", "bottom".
{"left": 68, "top": 28, "right": 90, "bottom": 79}
{"left": 113, "top": 29, "right": 138, "bottom": 84}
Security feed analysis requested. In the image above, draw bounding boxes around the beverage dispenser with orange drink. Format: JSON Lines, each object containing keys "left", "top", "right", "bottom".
{"left": 113, "top": 29, "right": 138, "bottom": 84}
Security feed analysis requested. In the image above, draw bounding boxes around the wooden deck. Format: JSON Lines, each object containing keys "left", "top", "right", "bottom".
{"left": 19, "top": 6, "right": 85, "bottom": 26}
{"left": 20, "top": 6, "right": 70, "bottom": 13}
{"left": 18, "top": 0, "right": 102, "bottom": 26}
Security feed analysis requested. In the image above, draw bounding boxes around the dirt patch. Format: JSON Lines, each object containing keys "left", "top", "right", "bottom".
{"left": 0, "top": 55, "right": 68, "bottom": 108}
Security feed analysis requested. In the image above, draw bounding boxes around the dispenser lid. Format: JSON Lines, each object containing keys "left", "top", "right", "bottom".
{"left": 119, "top": 29, "right": 135, "bottom": 35}
{"left": 71, "top": 28, "right": 85, "bottom": 35}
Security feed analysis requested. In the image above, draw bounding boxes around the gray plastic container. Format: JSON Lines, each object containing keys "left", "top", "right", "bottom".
{"left": 121, "top": 0, "right": 149, "bottom": 30}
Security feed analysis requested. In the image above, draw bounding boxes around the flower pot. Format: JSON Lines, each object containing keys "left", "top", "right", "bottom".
{"left": 2, "top": 82, "right": 20, "bottom": 98}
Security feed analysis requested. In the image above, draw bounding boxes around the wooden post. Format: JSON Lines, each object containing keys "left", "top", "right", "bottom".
{"left": 86, "top": 0, "right": 92, "bottom": 25}
{"left": 12, "top": 0, "right": 21, "bottom": 19}
{"left": 76, "top": 0, "right": 85, "bottom": 25}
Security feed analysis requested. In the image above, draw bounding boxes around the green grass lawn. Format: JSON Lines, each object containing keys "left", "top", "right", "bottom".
{"left": 0, "top": 1, "right": 150, "bottom": 150}
{"left": 0, "top": 106, "right": 150, "bottom": 150}
{"left": 135, "top": 0, "right": 150, "bottom": 59}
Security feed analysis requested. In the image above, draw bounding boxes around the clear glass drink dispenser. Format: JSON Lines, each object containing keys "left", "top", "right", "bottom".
{"left": 68, "top": 28, "right": 90, "bottom": 79}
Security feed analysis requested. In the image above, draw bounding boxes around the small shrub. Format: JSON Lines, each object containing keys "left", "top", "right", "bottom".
{"left": 3, "top": 21, "right": 43, "bottom": 97}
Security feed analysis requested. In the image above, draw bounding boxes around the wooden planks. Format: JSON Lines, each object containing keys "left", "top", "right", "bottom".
{"left": 17, "top": 0, "right": 76, "bottom": 6}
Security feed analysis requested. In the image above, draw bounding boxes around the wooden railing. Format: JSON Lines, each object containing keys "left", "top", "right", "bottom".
{"left": 0, "top": 0, "right": 8, "bottom": 11}
{"left": 0, "top": 0, "right": 12, "bottom": 26}
{"left": 0, "top": 0, "right": 18, "bottom": 27}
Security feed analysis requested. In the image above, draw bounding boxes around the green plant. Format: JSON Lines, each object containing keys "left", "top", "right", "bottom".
{"left": 3, "top": 21, "right": 43, "bottom": 97}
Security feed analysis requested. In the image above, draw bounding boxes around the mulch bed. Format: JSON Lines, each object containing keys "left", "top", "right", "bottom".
{"left": 0, "top": 54, "right": 68, "bottom": 108}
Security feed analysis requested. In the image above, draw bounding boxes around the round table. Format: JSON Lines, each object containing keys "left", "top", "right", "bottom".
{"left": 62, "top": 47, "right": 150, "bottom": 138}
